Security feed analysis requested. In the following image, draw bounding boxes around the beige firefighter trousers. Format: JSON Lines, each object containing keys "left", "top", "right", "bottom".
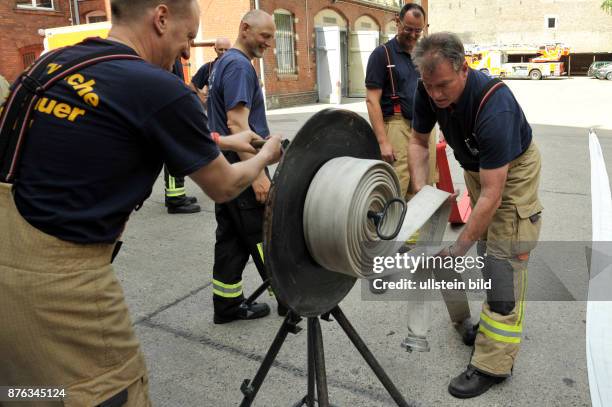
{"left": 464, "top": 142, "right": 543, "bottom": 376}
{"left": 0, "top": 182, "right": 151, "bottom": 407}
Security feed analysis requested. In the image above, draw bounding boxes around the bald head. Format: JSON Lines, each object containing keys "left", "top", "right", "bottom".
{"left": 236, "top": 9, "right": 275, "bottom": 59}
{"left": 214, "top": 37, "right": 231, "bottom": 58}
{"left": 111, "top": 0, "right": 194, "bottom": 22}
{"left": 241, "top": 9, "right": 274, "bottom": 27}
{"left": 108, "top": 0, "right": 200, "bottom": 71}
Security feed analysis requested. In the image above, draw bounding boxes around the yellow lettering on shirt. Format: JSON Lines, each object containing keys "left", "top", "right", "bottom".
{"left": 47, "top": 63, "right": 62, "bottom": 74}
{"left": 53, "top": 103, "right": 72, "bottom": 119}
{"left": 66, "top": 74, "right": 85, "bottom": 86}
{"left": 64, "top": 74, "right": 100, "bottom": 107}
{"left": 34, "top": 97, "right": 87, "bottom": 122}
{"left": 83, "top": 92, "right": 99, "bottom": 107}
{"left": 67, "top": 107, "right": 86, "bottom": 122}
{"left": 36, "top": 97, "right": 57, "bottom": 114}
{"left": 73, "top": 79, "right": 95, "bottom": 96}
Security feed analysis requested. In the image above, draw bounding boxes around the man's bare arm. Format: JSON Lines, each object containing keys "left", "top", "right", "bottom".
{"left": 189, "top": 135, "right": 281, "bottom": 203}
{"left": 365, "top": 88, "right": 394, "bottom": 163}
{"left": 227, "top": 103, "right": 251, "bottom": 135}
{"left": 407, "top": 130, "right": 431, "bottom": 194}
{"left": 227, "top": 103, "right": 270, "bottom": 203}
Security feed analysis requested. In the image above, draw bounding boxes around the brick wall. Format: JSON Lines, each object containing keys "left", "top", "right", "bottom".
{"left": 260, "top": 0, "right": 400, "bottom": 108}
{"left": 196, "top": 0, "right": 403, "bottom": 109}
{"left": 77, "top": 0, "right": 108, "bottom": 23}
{"left": 197, "top": 0, "right": 251, "bottom": 64}
{"left": 0, "top": 0, "right": 106, "bottom": 82}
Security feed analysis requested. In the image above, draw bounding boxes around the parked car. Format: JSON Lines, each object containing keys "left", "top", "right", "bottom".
{"left": 594, "top": 64, "right": 612, "bottom": 80}
{"left": 588, "top": 61, "right": 612, "bottom": 77}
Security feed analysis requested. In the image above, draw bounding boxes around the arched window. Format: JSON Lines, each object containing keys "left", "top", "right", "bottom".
{"left": 19, "top": 44, "right": 43, "bottom": 70}
{"left": 274, "top": 9, "right": 297, "bottom": 75}
{"left": 86, "top": 11, "right": 107, "bottom": 24}
{"left": 354, "top": 15, "right": 379, "bottom": 32}
{"left": 314, "top": 9, "right": 347, "bottom": 29}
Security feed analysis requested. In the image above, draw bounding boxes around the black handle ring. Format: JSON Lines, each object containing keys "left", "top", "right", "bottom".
{"left": 367, "top": 197, "right": 407, "bottom": 240}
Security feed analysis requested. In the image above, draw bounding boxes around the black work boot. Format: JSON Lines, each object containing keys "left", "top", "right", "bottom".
{"left": 448, "top": 366, "right": 506, "bottom": 398}
{"left": 167, "top": 202, "right": 200, "bottom": 214}
{"left": 165, "top": 196, "right": 197, "bottom": 207}
{"left": 166, "top": 196, "right": 201, "bottom": 214}
{"left": 213, "top": 301, "right": 271, "bottom": 324}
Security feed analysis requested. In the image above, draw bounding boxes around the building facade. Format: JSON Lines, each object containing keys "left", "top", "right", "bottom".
{"left": 194, "top": 0, "right": 411, "bottom": 108}
{"left": 428, "top": 0, "right": 612, "bottom": 74}
{"left": 0, "top": 0, "right": 107, "bottom": 82}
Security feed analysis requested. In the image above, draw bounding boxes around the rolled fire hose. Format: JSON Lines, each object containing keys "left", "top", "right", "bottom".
{"left": 303, "top": 157, "right": 459, "bottom": 351}
{"left": 304, "top": 157, "right": 403, "bottom": 278}
{"left": 304, "top": 156, "right": 450, "bottom": 279}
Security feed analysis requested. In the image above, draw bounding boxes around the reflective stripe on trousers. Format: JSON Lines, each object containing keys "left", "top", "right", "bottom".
{"left": 212, "top": 279, "right": 243, "bottom": 298}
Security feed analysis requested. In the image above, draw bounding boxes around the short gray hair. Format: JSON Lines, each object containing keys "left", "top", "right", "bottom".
{"left": 413, "top": 32, "right": 465, "bottom": 74}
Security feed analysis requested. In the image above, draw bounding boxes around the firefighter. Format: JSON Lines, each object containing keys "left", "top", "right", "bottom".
{"left": 408, "top": 32, "right": 543, "bottom": 398}
{"left": 206, "top": 10, "right": 285, "bottom": 323}
{"left": 364, "top": 3, "right": 441, "bottom": 296}
{"left": 164, "top": 59, "right": 201, "bottom": 214}
{"left": 0, "top": 0, "right": 281, "bottom": 405}
{"left": 192, "top": 37, "right": 231, "bottom": 105}
{"left": 365, "top": 3, "right": 437, "bottom": 199}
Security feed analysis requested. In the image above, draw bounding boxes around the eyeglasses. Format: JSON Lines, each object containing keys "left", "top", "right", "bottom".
{"left": 398, "top": 24, "right": 424, "bottom": 35}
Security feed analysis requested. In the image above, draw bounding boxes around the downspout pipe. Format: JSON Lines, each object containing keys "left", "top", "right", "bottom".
{"left": 73, "top": 0, "right": 80, "bottom": 25}
{"left": 68, "top": 0, "right": 74, "bottom": 25}
{"left": 104, "top": 0, "right": 112, "bottom": 22}
{"left": 254, "top": 0, "right": 267, "bottom": 110}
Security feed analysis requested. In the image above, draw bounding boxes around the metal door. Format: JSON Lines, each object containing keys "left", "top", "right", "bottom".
{"left": 316, "top": 27, "right": 342, "bottom": 104}
{"left": 348, "top": 30, "right": 380, "bottom": 97}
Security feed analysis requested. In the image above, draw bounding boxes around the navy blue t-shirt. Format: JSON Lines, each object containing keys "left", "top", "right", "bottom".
{"left": 14, "top": 38, "right": 220, "bottom": 243}
{"left": 207, "top": 48, "right": 270, "bottom": 137}
{"left": 412, "top": 69, "right": 532, "bottom": 171}
{"left": 365, "top": 37, "right": 420, "bottom": 120}
{"left": 191, "top": 59, "right": 216, "bottom": 89}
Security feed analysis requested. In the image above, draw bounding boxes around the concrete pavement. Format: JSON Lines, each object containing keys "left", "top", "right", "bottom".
{"left": 114, "top": 77, "right": 611, "bottom": 406}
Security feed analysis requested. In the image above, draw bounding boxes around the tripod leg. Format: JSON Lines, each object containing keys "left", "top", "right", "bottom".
{"left": 240, "top": 312, "right": 298, "bottom": 407}
{"left": 305, "top": 316, "right": 317, "bottom": 407}
{"left": 331, "top": 307, "right": 410, "bottom": 407}
{"left": 310, "top": 317, "right": 330, "bottom": 407}
{"left": 244, "top": 279, "right": 270, "bottom": 306}
{"left": 291, "top": 321, "right": 317, "bottom": 407}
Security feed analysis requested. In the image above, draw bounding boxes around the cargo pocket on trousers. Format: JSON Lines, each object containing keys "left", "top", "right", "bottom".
{"left": 513, "top": 201, "right": 543, "bottom": 256}
{"left": 486, "top": 206, "right": 516, "bottom": 258}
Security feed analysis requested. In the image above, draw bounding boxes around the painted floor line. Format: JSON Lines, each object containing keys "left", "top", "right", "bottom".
{"left": 586, "top": 129, "right": 612, "bottom": 407}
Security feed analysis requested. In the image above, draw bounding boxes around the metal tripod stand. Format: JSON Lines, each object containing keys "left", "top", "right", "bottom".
{"left": 243, "top": 279, "right": 271, "bottom": 307}
{"left": 239, "top": 306, "right": 409, "bottom": 407}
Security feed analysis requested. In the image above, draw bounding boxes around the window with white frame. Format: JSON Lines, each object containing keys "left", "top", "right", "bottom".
{"left": 16, "top": 0, "right": 54, "bottom": 10}
{"left": 274, "top": 10, "right": 297, "bottom": 75}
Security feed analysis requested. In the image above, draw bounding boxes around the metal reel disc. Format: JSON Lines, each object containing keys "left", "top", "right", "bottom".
{"left": 264, "top": 109, "right": 380, "bottom": 317}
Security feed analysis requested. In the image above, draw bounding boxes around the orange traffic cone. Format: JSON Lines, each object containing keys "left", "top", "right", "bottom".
{"left": 436, "top": 141, "right": 472, "bottom": 224}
